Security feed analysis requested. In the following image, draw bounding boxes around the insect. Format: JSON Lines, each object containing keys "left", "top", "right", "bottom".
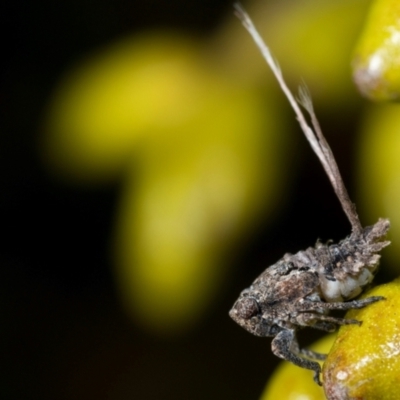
{"left": 229, "top": 4, "right": 390, "bottom": 386}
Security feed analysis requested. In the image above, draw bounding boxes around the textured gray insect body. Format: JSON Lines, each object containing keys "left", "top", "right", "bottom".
{"left": 230, "top": 4, "right": 390, "bottom": 386}
{"left": 229, "top": 219, "right": 389, "bottom": 385}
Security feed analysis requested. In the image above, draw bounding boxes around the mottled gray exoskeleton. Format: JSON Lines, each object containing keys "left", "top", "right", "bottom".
{"left": 229, "top": 4, "right": 390, "bottom": 386}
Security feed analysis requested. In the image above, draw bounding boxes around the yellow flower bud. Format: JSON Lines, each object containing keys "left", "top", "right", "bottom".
{"left": 353, "top": 0, "right": 400, "bottom": 101}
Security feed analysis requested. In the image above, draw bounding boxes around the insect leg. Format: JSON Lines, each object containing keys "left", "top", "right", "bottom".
{"left": 300, "top": 348, "right": 327, "bottom": 361}
{"left": 291, "top": 339, "right": 327, "bottom": 361}
{"left": 300, "top": 296, "right": 385, "bottom": 313}
{"left": 310, "top": 321, "right": 337, "bottom": 332}
{"left": 298, "top": 312, "right": 361, "bottom": 328}
{"left": 332, "top": 296, "right": 385, "bottom": 310}
{"left": 271, "top": 329, "right": 322, "bottom": 385}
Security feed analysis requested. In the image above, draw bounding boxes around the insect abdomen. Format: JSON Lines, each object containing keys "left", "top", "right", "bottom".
{"left": 318, "top": 218, "right": 390, "bottom": 302}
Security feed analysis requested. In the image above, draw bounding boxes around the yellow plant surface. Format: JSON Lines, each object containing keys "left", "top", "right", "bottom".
{"left": 323, "top": 280, "right": 400, "bottom": 399}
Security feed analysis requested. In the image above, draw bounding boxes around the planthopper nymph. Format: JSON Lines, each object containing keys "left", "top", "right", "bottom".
{"left": 229, "top": 4, "right": 390, "bottom": 386}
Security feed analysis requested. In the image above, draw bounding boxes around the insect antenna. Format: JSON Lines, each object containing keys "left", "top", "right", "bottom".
{"left": 233, "top": 3, "right": 363, "bottom": 235}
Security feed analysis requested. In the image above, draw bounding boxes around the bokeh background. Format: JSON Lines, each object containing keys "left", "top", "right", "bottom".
{"left": 1, "top": 0, "right": 398, "bottom": 399}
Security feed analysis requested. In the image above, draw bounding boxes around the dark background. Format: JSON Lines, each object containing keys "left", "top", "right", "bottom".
{"left": 0, "top": 0, "right": 390, "bottom": 399}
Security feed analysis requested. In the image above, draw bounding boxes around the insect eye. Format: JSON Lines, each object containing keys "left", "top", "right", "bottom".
{"left": 236, "top": 297, "right": 259, "bottom": 319}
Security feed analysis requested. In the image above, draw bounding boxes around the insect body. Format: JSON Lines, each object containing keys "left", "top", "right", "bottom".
{"left": 229, "top": 219, "right": 389, "bottom": 385}
{"left": 230, "top": 4, "right": 390, "bottom": 386}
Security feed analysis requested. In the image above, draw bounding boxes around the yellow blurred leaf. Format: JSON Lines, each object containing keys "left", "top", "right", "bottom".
{"left": 42, "top": 33, "right": 211, "bottom": 183}
{"left": 357, "top": 103, "right": 400, "bottom": 270}
{"left": 113, "top": 80, "right": 289, "bottom": 333}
